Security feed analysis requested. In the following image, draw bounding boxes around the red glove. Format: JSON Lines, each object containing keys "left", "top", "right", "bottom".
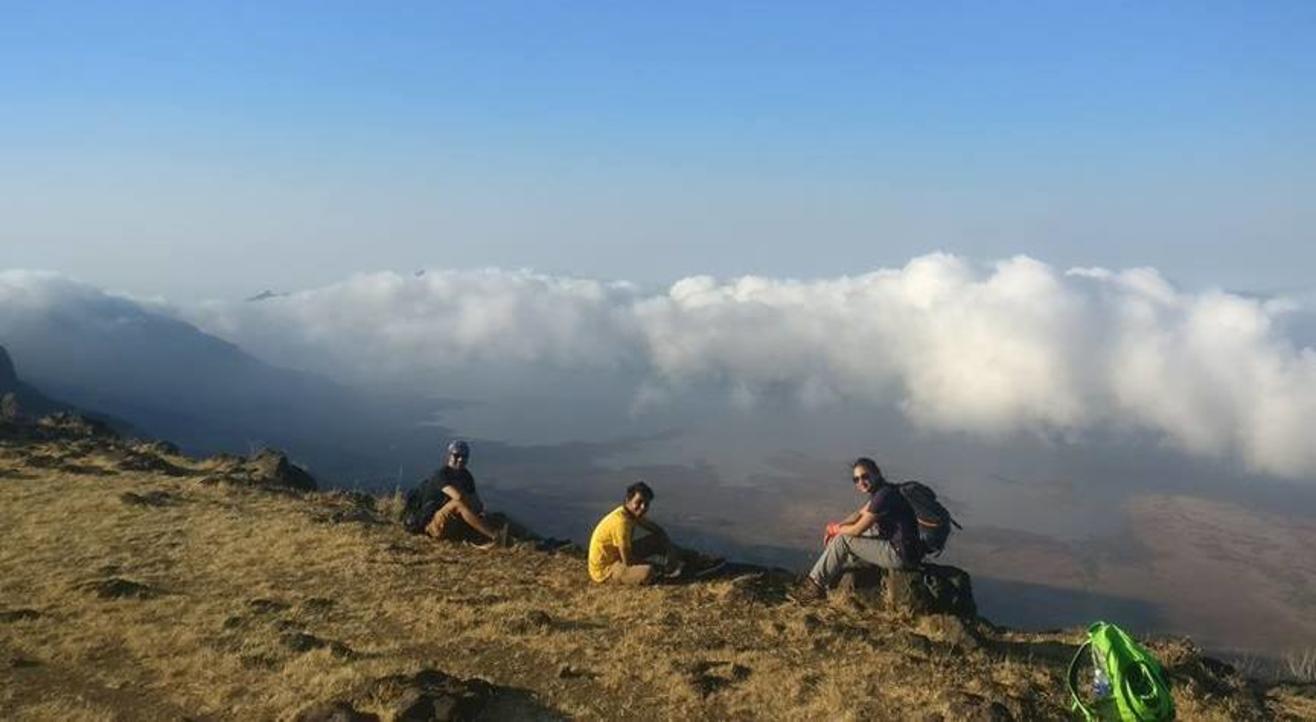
{"left": 823, "top": 522, "right": 841, "bottom": 545}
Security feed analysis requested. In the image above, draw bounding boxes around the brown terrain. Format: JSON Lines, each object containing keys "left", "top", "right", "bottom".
{"left": 3, "top": 414, "right": 1316, "bottom": 721}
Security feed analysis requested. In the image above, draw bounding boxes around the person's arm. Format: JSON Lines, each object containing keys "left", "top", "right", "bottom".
{"left": 634, "top": 516, "right": 667, "bottom": 538}
{"left": 441, "top": 484, "right": 473, "bottom": 508}
{"left": 441, "top": 485, "right": 499, "bottom": 539}
{"left": 839, "top": 506, "right": 865, "bottom": 525}
{"left": 616, "top": 519, "right": 635, "bottom": 566}
{"left": 837, "top": 509, "right": 877, "bottom": 537}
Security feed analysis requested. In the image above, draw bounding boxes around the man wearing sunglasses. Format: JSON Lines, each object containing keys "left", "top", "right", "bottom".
{"left": 415, "top": 439, "right": 508, "bottom": 549}
{"left": 791, "top": 457, "right": 922, "bottom": 602}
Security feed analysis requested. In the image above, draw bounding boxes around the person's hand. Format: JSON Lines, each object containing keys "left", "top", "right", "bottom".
{"left": 823, "top": 522, "right": 841, "bottom": 545}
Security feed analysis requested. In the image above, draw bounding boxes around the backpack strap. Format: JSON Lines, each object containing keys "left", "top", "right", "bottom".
{"left": 1120, "top": 659, "right": 1173, "bottom": 721}
{"left": 1067, "top": 639, "right": 1097, "bottom": 721}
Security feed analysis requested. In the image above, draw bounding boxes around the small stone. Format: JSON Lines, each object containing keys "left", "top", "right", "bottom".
{"left": 85, "top": 578, "right": 158, "bottom": 600}
{"left": 0, "top": 609, "right": 42, "bottom": 622}
{"left": 248, "top": 598, "right": 291, "bottom": 614}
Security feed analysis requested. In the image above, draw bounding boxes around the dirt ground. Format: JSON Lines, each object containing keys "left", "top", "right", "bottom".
{"left": 2, "top": 429, "right": 1312, "bottom": 721}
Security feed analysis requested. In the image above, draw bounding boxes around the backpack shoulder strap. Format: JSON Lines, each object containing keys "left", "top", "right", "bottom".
{"left": 1067, "top": 639, "right": 1097, "bottom": 721}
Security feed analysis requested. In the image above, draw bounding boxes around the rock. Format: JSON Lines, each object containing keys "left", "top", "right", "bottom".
{"left": 0, "top": 609, "right": 42, "bottom": 622}
{"left": 508, "top": 610, "right": 554, "bottom": 634}
{"left": 83, "top": 578, "right": 159, "bottom": 600}
{"left": 134, "top": 439, "right": 181, "bottom": 457}
{"left": 919, "top": 614, "right": 984, "bottom": 652}
{"left": 248, "top": 598, "right": 291, "bottom": 614}
{"left": 325, "top": 489, "right": 376, "bottom": 509}
{"left": 247, "top": 449, "right": 318, "bottom": 492}
{"left": 1, "top": 393, "right": 20, "bottom": 422}
{"left": 837, "top": 563, "right": 976, "bottom": 617}
{"left": 37, "top": 413, "right": 117, "bottom": 439}
{"left": 370, "top": 669, "right": 494, "bottom": 722}
{"left": 281, "top": 631, "right": 353, "bottom": 658}
{"left": 120, "top": 490, "right": 175, "bottom": 507}
{"left": 293, "top": 701, "right": 380, "bottom": 722}
{"left": 117, "top": 450, "right": 188, "bottom": 476}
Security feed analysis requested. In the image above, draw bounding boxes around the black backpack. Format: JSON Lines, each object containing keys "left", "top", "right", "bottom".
{"left": 897, "top": 481, "right": 962, "bottom": 557}
{"left": 400, "top": 489, "right": 444, "bottom": 535}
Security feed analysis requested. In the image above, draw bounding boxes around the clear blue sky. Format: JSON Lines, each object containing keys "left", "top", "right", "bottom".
{"left": 2, "top": 1, "right": 1313, "bottom": 300}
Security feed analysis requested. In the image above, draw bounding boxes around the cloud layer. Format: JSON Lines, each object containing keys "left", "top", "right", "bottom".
{"left": 4, "top": 256, "right": 1315, "bottom": 478}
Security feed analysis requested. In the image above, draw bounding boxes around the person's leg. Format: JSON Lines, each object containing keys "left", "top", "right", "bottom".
{"left": 425, "top": 503, "right": 473, "bottom": 541}
{"left": 631, "top": 531, "right": 691, "bottom": 574}
{"left": 630, "top": 532, "right": 671, "bottom": 561}
{"left": 807, "top": 535, "right": 906, "bottom": 588}
{"left": 440, "top": 498, "right": 502, "bottom": 541}
{"left": 605, "top": 561, "right": 655, "bottom": 585}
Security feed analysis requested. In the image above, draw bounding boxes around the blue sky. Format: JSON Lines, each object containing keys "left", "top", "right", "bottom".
{"left": 2, "top": 1, "right": 1314, "bottom": 300}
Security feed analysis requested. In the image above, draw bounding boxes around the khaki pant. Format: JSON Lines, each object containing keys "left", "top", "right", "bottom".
{"left": 425, "top": 502, "right": 480, "bottom": 542}
{"left": 602, "top": 533, "right": 676, "bottom": 585}
{"left": 425, "top": 505, "right": 522, "bottom": 544}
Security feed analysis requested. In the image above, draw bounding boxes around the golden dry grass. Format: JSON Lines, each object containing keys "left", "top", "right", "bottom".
{"left": 0, "top": 432, "right": 1310, "bottom": 721}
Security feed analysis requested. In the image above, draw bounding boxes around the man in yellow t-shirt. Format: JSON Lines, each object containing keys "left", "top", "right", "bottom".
{"left": 587, "top": 482, "right": 680, "bottom": 584}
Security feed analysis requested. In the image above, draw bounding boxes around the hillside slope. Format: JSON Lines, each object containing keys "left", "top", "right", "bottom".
{"left": 1, "top": 421, "right": 1313, "bottom": 721}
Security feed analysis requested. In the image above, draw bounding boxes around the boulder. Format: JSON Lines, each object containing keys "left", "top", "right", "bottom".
{"left": 370, "top": 669, "right": 494, "bottom": 722}
{"left": 209, "top": 449, "right": 318, "bottom": 491}
{"left": 0, "top": 393, "right": 19, "bottom": 422}
{"left": 836, "top": 563, "right": 976, "bottom": 617}
{"left": 248, "top": 449, "right": 318, "bottom": 492}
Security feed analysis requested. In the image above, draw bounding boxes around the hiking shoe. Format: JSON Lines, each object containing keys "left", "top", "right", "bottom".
{"left": 663, "top": 559, "right": 687, "bottom": 579}
{"left": 786, "top": 578, "right": 826, "bottom": 604}
{"left": 472, "top": 526, "right": 511, "bottom": 550}
{"left": 692, "top": 558, "right": 727, "bottom": 579}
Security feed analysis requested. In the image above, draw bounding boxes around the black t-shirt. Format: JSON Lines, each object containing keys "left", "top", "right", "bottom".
{"left": 866, "top": 483, "right": 921, "bottom": 563}
{"left": 413, "top": 466, "right": 476, "bottom": 510}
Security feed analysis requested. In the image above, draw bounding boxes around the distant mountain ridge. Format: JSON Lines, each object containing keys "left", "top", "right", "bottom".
{"left": 0, "top": 343, "right": 101, "bottom": 421}
{"left": 0, "top": 285, "right": 450, "bottom": 486}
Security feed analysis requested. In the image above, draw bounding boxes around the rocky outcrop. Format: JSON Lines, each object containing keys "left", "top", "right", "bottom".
{"left": 209, "top": 449, "right": 318, "bottom": 492}
{"left": 836, "top": 562, "right": 977, "bottom": 617}
{"left": 1, "top": 393, "right": 20, "bottom": 422}
{"left": 37, "top": 412, "right": 117, "bottom": 439}
{"left": 294, "top": 669, "right": 497, "bottom": 722}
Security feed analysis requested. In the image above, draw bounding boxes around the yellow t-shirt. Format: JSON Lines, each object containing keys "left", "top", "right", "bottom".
{"left": 587, "top": 506, "right": 634, "bottom": 582}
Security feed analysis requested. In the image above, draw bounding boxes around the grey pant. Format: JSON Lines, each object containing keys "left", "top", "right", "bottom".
{"left": 808, "top": 534, "right": 909, "bottom": 588}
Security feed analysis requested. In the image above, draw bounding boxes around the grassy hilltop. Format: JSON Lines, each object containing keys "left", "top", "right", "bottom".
{"left": 2, "top": 418, "right": 1314, "bottom": 721}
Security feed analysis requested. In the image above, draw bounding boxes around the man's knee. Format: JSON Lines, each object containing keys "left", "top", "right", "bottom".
{"left": 827, "top": 534, "right": 852, "bottom": 552}
{"left": 617, "top": 564, "right": 655, "bottom": 585}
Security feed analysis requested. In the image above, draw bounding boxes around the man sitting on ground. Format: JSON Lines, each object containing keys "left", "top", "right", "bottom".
{"left": 405, "top": 439, "right": 508, "bottom": 549}
{"left": 587, "top": 482, "right": 722, "bottom": 584}
{"left": 791, "top": 457, "right": 923, "bottom": 602}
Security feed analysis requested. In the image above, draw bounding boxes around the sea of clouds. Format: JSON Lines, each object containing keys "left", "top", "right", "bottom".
{"left": 4, "top": 254, "right": 1315, "bottom": 478}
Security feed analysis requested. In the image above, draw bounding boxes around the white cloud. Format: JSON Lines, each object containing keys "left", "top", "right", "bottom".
{"left": 5, "top": 256, "right": 1316, "bottom": 478}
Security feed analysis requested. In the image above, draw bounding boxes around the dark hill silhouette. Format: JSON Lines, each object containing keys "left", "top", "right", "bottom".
{"left": 0, "top": 294, "right": 449, "bottom": 485}
{"left": 0, "top": 343, "right": 104, "bottom": 421}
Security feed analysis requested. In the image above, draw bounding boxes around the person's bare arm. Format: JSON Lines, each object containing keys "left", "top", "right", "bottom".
{"left": 441, "top": 486, "right": 498, "bottom": 539}
{"left": 634, "top": 516, "right": 666, "bottom": 536}
{"left": 838, "top": 509, "right": 877, "bottom": 537}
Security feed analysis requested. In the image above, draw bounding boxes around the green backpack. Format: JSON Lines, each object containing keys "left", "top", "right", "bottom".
{"left": 1066, "top": 621, "right": 1176, "bottom": 721}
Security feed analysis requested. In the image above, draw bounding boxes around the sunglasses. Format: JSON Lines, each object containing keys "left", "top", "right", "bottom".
{"left": 449, "top": 453, "right": 468, "bottom": 461}
{"left": 852, "top": 473, "right": 872, "bottom": 483}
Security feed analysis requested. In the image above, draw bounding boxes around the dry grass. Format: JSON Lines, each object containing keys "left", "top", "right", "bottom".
{"left": 0, "top": 432, "right": 1311, "bottom": 721}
